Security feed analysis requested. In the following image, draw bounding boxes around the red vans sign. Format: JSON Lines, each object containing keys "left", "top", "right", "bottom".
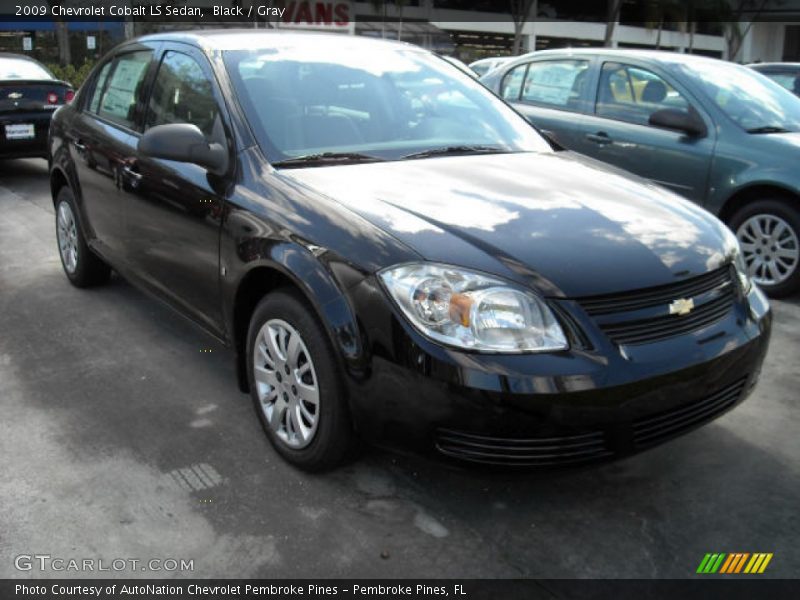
{"left": 277, "top": 1, "right": 353, "bottom": 31}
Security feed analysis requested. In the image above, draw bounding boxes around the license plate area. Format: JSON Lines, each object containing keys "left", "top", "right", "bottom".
{"left": 5, "top": 123, "right": 35, "bottom": 140}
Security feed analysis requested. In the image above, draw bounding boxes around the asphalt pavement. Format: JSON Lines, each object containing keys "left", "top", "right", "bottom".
{"left": 1, "top": 158, "right": 798, "bottom": 579}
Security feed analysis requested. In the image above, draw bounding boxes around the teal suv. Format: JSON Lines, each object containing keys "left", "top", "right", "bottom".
{"left": 483, "top": 49, "right": 800, "bottom": 296}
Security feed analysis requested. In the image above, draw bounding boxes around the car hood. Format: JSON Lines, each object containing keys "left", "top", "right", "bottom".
{"left": 280, "top": 152, "right": 737, "bottom": 297}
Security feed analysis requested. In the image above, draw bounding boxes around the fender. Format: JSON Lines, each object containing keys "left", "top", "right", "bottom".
{"left": 221, "top": 232, "right": 370, "bottom": 392}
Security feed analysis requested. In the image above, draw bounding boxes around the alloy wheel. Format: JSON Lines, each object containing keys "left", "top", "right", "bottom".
{"left": 57, "top": 201, "right": 79, "bottom": 274}
{"left": 253, "top": 319, "right": 320, "bottom": 449}
{"left": 737, "top": 213, "right": 799, "bottom": 287}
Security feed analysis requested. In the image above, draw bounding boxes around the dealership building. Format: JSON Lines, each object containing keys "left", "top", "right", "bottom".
{"left": 1, "top": 0, "right": 798, "bottom": 66}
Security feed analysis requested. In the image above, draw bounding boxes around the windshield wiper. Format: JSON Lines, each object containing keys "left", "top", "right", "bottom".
{"left": 746, "top": 125, "right": 792, "bottom": 134}
{"left": 273, "top": 152, "right": 384, "bottom": 168}
{"left": 400, "top": 145, "right": 510, "bottom": 160}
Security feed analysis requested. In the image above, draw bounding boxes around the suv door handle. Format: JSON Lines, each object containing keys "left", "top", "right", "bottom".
{"left": 586, "top": 132, "right": 612, "bottom": 145}
{"left": 73, "top": 139, "right": 86, "bottom": 152}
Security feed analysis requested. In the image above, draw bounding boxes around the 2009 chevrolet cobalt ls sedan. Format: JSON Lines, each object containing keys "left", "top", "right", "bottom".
{"left": 49, "top": 31, "right": 771, "bottom": 471}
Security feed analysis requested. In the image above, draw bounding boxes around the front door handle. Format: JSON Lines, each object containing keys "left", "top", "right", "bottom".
{"left": 73, "top": 139, "right": 86, "bottom": 152}
{"left": 586, "top": 132, "right": 612, "bottom": 145}
{"left": 121, "top": 164, "right": 142, "bottom": 182}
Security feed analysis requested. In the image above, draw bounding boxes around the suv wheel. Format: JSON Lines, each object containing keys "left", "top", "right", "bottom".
{"left": 246, "top": 289, "right": 356, "bottom": 471}
{"left": 55, "top": 187, "right": 111, "bottom": 287}
{"left": 731, "top": 198, "right": 800, "bottom": 297}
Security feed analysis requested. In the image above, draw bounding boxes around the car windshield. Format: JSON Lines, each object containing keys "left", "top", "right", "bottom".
{"left": 0, "top": 57, "right": 53, "bottom": 80}
{"left": 224, "top": 41, "right": 550, "bottom": 164}
{"left": 678, "top": 60, "right": 800, "bottom": 132}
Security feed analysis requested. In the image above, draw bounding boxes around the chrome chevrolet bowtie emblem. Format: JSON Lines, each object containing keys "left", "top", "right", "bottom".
{"left": 669, "top": 297, "right": 695, "bottom": 316}
{"left": 8, "top": 92, "right": 22, "bottom": 99}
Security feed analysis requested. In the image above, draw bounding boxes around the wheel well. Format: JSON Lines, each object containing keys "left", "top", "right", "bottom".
{"left": 50, "top": 168, "right": 69, "bottom": 206}
{"left": 718, "top": 185, "right": 798, "bottom": 224}
{"left": 232, "top": 267, "right": 300, "bottom": 393}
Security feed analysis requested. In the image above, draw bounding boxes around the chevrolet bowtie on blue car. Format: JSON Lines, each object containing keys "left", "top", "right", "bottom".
{"left": 49, "top": 32, "right": 771, "bottom": 470}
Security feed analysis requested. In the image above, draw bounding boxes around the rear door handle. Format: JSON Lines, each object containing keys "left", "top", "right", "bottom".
{"left": 73, "top": 139, "right": 86, "bottom": 152}
{"left": 586, "top": 132, "right": 612, "bottom": 145}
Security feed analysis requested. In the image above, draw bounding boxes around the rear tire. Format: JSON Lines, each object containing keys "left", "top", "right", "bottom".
{"left": 730, "top": 198, "right": 800, "bottom": 298}
{"left": 246, "top": 288, "right": 356, "bottom": 471}
{"left": 55, "top": 187, "right": 111, "bottom": 288}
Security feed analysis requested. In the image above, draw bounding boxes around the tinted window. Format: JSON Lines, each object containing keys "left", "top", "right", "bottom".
{"left": 596, "top": 62, "right": 690, "bottom": 126}
{"left": 520, "top": 60, "right": 589, "bottom": 110}
{"left": 87, "top": 61, "right": 112, "bottom": 114}
{"left": 146, "top": 51, "right": 221, "bottom": 138}
{"left": 224, "top": 41, "right": 550, "bottom": 162}
{"left": 97, "top": 51, "right": 152, "bottom": 129}
{"left": 0, "top": 57, "right": 53, "bottom": 80}
{"left": 500, "top": 63, "right": 527, "bottom": 100}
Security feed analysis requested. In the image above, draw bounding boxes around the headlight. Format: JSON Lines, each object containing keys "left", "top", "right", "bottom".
{"left": 379, "top": 263, "right": 568, "bottom": 353}
{"left": 733, "top": 246, "right": 752, "bottom": 294}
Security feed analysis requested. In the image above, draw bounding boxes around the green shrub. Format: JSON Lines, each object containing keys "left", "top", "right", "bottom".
{"left": 46, "top": 60, "right": 96, "bottom": 90}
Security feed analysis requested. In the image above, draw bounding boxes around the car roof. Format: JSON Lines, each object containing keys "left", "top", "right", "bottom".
{"left": 0, "top": 52, "right": 44, "bottom": 63}
{"left": 749, "top": 62, "right": 800, "bottom": 69}
{"left": 470, "top": 57, "right": 510, "bottom": 65}
{"left": 505, "top": 47, "right": 730, "bottom": 69}
{"left": 136, "top": 29, "right": 423, "bottom": 53}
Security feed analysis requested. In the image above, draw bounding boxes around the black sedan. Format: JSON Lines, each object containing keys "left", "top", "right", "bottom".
{"left": 1, "top": 53, "right": 73, "bottom": 159}
{"left": 49, "top": 31, "right": 771, "bottom": 471}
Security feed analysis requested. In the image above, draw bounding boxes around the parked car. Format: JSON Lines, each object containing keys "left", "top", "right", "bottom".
{"left": 483, "top": 49, "right": 800, "bottom": 296}
{"left": 749, "top": 62, "right": 800, "bottom": 97}
{"left": 1, "top": 53, "right": 73, "bottom": 159}
{"left": 49, "top": 32, "right": 770, "bottom": 471}
{"left": 469, "top": 56, "right": 513, "bottom": 77}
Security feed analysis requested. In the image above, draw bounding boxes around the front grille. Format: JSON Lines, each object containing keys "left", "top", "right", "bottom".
{"left": 576, "top": 266, "right": 736, "bottom": 345}
{"left": 435, "top": 428, "right": 612, "bottom": 466}
{"left": 632, "top": 378, "right": 747, "bottom": 448}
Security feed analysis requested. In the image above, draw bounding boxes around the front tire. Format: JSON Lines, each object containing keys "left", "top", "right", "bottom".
{"left": 730, "top": 198, "right": 800, "bottom": 298}
{"left": 246, "top": 289, "right": 356, "bottom": 471}
{"left": 55, "top": 187, "right": 111, "bottom": 288}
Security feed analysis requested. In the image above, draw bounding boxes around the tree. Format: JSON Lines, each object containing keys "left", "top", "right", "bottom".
{"left": 370, "top": 1, "right": 408, "bottom": 40}
{"left": 509, "top": 0, "right": 536, "bottom": 55}
{"left": 720, "top": 0, "right": 772, "bottom": 61}
{"left": 604, "top": 0, "right": 623, "bottom": 47}
{"left": 45, "top": 0, "right": 70, "bottom": 66}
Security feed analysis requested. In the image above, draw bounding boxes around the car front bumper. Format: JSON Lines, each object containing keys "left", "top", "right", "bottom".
{"left": 344, "top": 279, "right": 772, "bottom": 467}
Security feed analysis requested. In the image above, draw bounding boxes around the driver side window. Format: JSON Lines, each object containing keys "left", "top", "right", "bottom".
{"left": 146, "top": 50, "right": 223, "bottom": 141}
{"left": 596, "top": 62, "right": 690, "bottom": 127}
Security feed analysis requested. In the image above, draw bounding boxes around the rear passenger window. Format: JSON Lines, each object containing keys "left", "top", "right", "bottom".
{"left": 500, "top": 63, "right": 527, "bottom": 100}
{"left": 97, "top": 51, "right": 152, "bottom": 129}
{"left": 87, "top": 61, "right": 112, "bottom": 114}
{"left": 520, "top": 60, "right": 590, "bottom": 110}
{"left": 145, "top": 51, "right": 222, "bottom": 139}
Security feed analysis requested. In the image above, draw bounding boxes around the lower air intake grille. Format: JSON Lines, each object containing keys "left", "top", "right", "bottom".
{"left": 632, "top": 378, "right": 747, "bottom": 448}
{"left": 435, "top": 428, "right": 612, "bottom": 466}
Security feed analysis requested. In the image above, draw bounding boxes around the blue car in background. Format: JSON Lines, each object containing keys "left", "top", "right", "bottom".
{"left": 483, "top": 49, "right": 800, "bottom": 297}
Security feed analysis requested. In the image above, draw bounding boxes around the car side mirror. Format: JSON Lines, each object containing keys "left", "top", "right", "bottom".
{"left": 648, "top": 108, "right": 707, "bottom": 137}
{"left": 138, "top": 123, "right": 228, "bottom": 175}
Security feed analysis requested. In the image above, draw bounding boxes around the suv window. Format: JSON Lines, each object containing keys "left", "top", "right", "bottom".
{"left": 96, "top": 51, "right": 152, "bottom": 129}
{"left": 596, "top": 62, "right": 690, "bottom": 126}
{"left": 520, "top": 60, "right": 589, "bottom": 110}
{"left": 145, "top": 51, "right": 222, "bottom": 139}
